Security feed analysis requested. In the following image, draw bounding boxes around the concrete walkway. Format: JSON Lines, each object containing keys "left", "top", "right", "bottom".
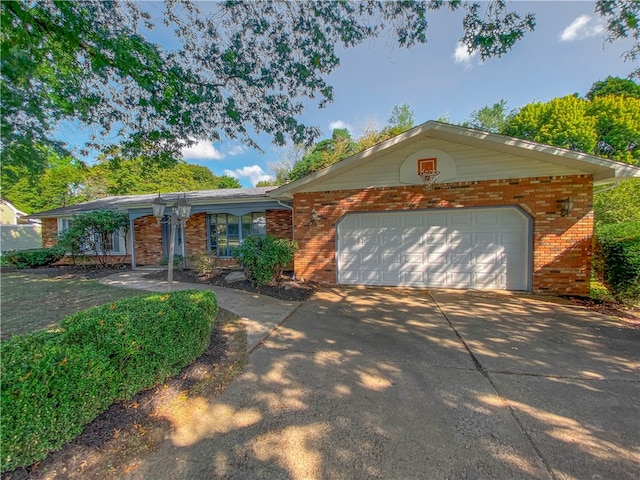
{"left": 99, "top": 270, "right": 301, "bottom": 351}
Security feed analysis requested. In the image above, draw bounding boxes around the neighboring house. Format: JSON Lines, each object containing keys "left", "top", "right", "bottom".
{"left": 0, "top": 198, "right": 42, "bottom": 252}
{"left": 31, "top": 121, "right": 640, "bottom": 296}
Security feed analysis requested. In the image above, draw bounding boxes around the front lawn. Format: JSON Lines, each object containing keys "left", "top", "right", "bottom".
{"left": 0, "top": 270, "right": 142, "bottom": 340}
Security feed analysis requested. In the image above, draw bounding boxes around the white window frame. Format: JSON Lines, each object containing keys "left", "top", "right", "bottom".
{"left": 58, "top": 217, "right": 127, "bottom": 256}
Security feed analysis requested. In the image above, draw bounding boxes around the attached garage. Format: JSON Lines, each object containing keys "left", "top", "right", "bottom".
{"left": 270, "top": 121, "right": 640, "bottom": 296}
{"left": 337, "top": 207, "right": 531, "bottom": 290}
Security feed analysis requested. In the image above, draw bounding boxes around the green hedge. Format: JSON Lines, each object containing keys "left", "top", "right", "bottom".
{"left": 233, "top": 235, "right": 297, "bottom": 286}
{"left": 3, "top": 247, "right": 65, "bottom": 269}
{"left": 1, "top": 290, "right": 217, "bottom": 472}
{"left": 593, "top": 221, "right": 640, "bottom": 303}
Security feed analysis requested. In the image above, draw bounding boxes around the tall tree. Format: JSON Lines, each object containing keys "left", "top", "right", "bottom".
{"left": 0, "top": 150, "right": 87, "bottom": 213}
{"left": 461, "top": 99, "right": 509, "bottom": 133}
{"left": 502, "top": 95, "right": 598, "bottom": 154}
{"left": 0, "top": 0, "right": 549, "bottom": 175}
{"left": 289, "top": 128, "right": 358, "bottom": 181}
{"left": 586, "top": 76, "right": 640, "bottom": 100}
{"left": 501, "top": 86, "right": 640, "bottom": 165}
{"left": 588, "top": 95, "right": 640, "bottom": 163}
{"left": 383, "top": 103, "right": 416, "bottom": 136}
{"left": 593, "top": 179, "right": 640, "bottom": 225}
{"left": 82, "top": 158, "right": 241, "bottom": 199}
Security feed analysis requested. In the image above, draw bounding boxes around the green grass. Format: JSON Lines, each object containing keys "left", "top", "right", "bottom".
{"left": 0, "top": 272, "right": 143, "bottom": 340}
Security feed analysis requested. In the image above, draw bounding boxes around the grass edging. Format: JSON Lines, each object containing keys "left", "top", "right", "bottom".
{"left": 1, "top": 290, "right": 218, "bottom": 472}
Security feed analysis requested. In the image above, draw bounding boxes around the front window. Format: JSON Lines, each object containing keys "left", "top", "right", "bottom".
{"left": 58, "top": 217, "right": 127, "bottom": 255}
{"left": 209, "top": 212, "right": 266, "bottom": 257}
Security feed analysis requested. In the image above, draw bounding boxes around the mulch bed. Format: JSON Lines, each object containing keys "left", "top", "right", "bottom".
{"left": 142, "top": 268, "right": 322, "bottom": 302}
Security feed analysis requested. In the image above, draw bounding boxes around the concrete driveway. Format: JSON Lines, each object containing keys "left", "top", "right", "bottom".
{"left": 130, "top": 288, "right": 640, "bottom": 480}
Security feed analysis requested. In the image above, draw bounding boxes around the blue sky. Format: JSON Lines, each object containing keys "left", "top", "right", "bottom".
{"left": 58, "top": 1, "right": 638, "bottom": 187}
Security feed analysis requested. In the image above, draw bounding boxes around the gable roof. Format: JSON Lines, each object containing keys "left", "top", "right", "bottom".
{"left": 269, "top": 121, "right": 640, "bottom": 199}
{"left": 30, "top": 187, "right": 278, "bottom": 218}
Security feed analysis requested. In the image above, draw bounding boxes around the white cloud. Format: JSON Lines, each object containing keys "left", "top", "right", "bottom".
{"left": 226, "top": 145, "right": 247, "bottom": 156}
{"left": 452, "top": 42, "right": 478, "bottom": 68}
{"left": 224, "top": 165, "right": 273, "bottom": 186}
{"left": 181, "top": 140, "right": 224, "bottom": 160}
{"left": 560, "top": 15, "right": 605, "bottom": 42}
{"left": 329, "top": 120, "right": 352, "bottom": 132}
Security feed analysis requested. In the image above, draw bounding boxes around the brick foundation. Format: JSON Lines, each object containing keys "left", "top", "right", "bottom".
{"left": 293, "top": 175, "right": 593, "bottom": 296}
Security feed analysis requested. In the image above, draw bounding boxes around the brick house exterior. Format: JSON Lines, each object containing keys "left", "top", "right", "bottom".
{"left": 287, "top": 175, "right": 593, "bottom": 295}
{"left": 32, "top": 122, "right": 639, "bottom": 295}
{"left": 34, "top": 188, "right": 294, "bottom": 269}
{"left": 269, "top": 121, "right": 640, "bottom": 296}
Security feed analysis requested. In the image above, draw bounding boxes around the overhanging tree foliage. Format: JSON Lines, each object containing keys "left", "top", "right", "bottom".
{"left": 1, "top": 0, "right": 546, "bottom": 174}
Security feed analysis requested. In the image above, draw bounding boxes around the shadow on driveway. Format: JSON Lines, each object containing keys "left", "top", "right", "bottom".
{"left": 128, "top": 288, "right": 640, "bottom": 480}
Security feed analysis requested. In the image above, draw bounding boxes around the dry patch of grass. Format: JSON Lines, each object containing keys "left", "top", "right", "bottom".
{"left": 0, "top": 271, "right": 141, "bottom": 340}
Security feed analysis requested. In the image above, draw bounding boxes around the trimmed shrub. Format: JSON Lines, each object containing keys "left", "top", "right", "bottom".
{"left": 593, "top": 222, "right": 640, "bottom": 303}
{"left": 232, "top": 235, "right": 297, "bottom": 286}
{"left": 1, "top": 290, "right": 217, "bottom": 472}
{"left": 3, "top": 247, "right": 65, "bottom": 269}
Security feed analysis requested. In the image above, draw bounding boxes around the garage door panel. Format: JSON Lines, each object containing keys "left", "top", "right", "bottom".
{"left": 404, "top": 252, "right": 424, "bottom": 264}
{"left": 402, "top": 215, "right": 424, "bottom": 227}
{"left": 474, "top": 252, "right": 500, "bottom": 265}
{"left": 448, "top": 232, "right": 472, "bottom": 245}
{"left": 425, "top": 213, "right": 448, "bottom": 226}
{"left": 359, "top": 253, "right": 379, "bottom": 264}
{"left": 338, "top": 208, "right": 530, "bottom": 290}
{"left": 426, "top": 232, "right": 446, "bottom": 245}
{"left": 380, "top": 233, "right": 401, "bottom": 245}
{"left": 449, "top": 252, "right": 472, "bottom": 265}
{"left": 381, "top": 253, "right": 403, "bottom": 265}
{"left": 450, "top": 213, "right": 473, "bottom": 226}
{"left": 474, "top": 232, "right": 498, "bottom": 244}
{"left": 476, "top": 211, "right": 499, "bottom": 225}
{"left": 448, "top": 272, "right": 473, "bottom": 286}
{"left": 501, "top": 231, "right": 524, "bottom": 244}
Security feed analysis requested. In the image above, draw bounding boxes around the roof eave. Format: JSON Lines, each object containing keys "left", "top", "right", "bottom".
{"left": 268, "top": 121, "right": 640, "bottom": 197}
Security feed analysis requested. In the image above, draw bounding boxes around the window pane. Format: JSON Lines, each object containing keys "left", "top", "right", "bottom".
{"left": 252, "top": 214, "right": 266, "bottom": 236}
{"left": 227, "top": 215, "right": 239, "bottom": 236}
{"left": 241, "top": 214, "right": 252, "bottom": 238}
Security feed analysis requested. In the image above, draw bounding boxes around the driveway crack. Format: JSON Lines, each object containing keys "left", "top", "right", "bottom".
{"left": 428, "top": 292, "right": 558, "bottom": 480}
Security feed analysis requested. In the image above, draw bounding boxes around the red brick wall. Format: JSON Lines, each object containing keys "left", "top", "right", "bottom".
{"left": 134, "top": 215, "right": 162, "bottom": 265}
{"left": 266, "top": 209, "right": 293, "bottom": 240}
{"left": 183, "top": 213, "right": 209, "bottom": 267}
{"left": 293, "top": 175, "right": 593, "bottom": 296}
{"left": 41, "top": 218, "right": 58, "bottom": 248}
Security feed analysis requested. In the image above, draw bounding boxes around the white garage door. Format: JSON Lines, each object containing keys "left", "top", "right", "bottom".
{"left": 337, "top": 207, "right": 530, "bottom": 290}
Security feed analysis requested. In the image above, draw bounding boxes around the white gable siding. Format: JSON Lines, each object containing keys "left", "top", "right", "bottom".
{"left": 297, "top": 137, "right": 586, "bottom": 193}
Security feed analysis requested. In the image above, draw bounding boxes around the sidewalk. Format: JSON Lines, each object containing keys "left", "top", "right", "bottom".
{"left": 99, "top": 270, "right": 301, "bottom": 352}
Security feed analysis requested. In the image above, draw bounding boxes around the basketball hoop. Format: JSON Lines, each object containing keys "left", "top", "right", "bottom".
{"left": 419, "top": 169, "right": 440, "bottom": 190}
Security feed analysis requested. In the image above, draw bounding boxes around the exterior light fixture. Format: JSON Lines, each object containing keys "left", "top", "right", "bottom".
{"left": 560, "top": 196, "right": 574, "bottom": 217}
{"left": 152, "top": 193, "right": 168, "bottom": 224}
{"left": 172, "top": 194, "right": 192, "bottom": 221}
{"left": 310, "top": 209, "right": 318, "bottom": 226}
{"left": 151, "top": 193, "right": 192, "bottom": 291}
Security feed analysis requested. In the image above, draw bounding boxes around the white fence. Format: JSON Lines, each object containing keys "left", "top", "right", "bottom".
{"left": 0, "top": 224, "right": 43, "bottom": 252}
